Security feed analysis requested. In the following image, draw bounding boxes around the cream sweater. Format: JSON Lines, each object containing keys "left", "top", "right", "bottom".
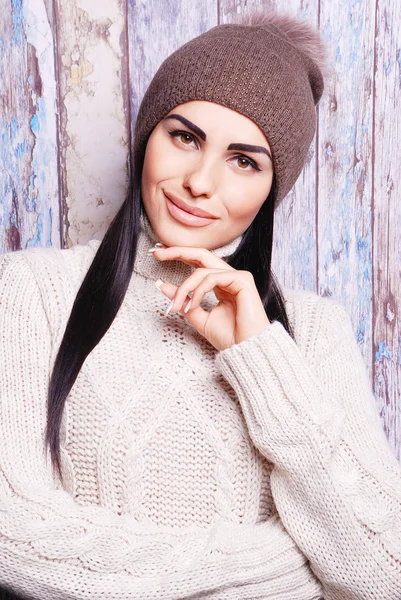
{"left": 0, "top": 213, "right": 401, "bottom": 600}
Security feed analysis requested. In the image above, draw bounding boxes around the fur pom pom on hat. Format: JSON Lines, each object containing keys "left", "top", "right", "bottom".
{"left": 133, "top": 9, "right": 326, "bottom": 208}
{"left": 236, "top": 9, "right": 327, "bottom": 77}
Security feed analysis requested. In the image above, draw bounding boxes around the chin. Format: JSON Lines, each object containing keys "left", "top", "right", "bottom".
{"left": 160, "top": 227, "right": 211, "bottom": 248}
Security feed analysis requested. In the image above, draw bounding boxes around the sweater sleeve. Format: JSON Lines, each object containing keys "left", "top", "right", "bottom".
{"left": 0, "top": 251, "right": 323, "bottom": 600}
{"left": 215, "top": 296, "right": 401, "bottom": 600}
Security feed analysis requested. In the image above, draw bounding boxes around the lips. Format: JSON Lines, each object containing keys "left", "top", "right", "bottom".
{"left": 165, "top": 193, "right": 217, "bottom": 228}
{"left": 163, "top": 191, "right": 217, "bottom": 219}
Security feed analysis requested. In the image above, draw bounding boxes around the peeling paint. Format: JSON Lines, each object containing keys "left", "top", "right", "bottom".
{"left": 357, "top": 322, "right": 365, "bottom": 343}
{"left": 11, "top": 0, "right": 24, "bottom": 47}
{"left": 383, "top": 7, "right": 391, "bottom": 33}
{"left": 30, "top": 113, "right": 40, "bottom": 132}
{"left": 0, "top": 115, "right": 25, "bottom": 251}
{"left": 323, "top": 141, "right": 336, "bottom": 160}
{"left": 58, "top": 0, "right": 129, "bottom": 245}
{"left": 23, "top": 0, "right": 59, "bottom": 248}
{"left": 357, "top": 237, "right": 369, "bottom": 255}
{"left": 7, "top": 188, "right": 21, "bottom": 251}
{"left": 69, "top": 58, "right": 94, "bottom": 86}
{"left": 0, "top": 0, "right": 60, "bottom": 252}
{"left": 384, "top": 57, "right": 393, "bottom": 75}
{"left": 14, "top": 139, "right": 30, "bottom": 157}
{"left": 386, "top": 303, "right": 395, "bottom": 322}
{"left": 375, "top": 342, "right": 393, "bottom": 364}
{"left": 47, "top": 206, "right": 53, "bottom": 247}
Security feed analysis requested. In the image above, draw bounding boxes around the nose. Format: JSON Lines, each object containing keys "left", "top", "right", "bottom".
{"left": 182, "top": 155, "right": 217, "bottom": 198}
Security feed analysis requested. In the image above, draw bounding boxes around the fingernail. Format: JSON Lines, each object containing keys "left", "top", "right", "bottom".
{"left": 147, "top": 246, "right": 160, "bottom": 255}
{"left": 184, "top": 299, "right": 192, "bottom": 314}
{"left": 165, "top": 299, "right": 174, "bottom": 316}
{"left": 155, "top": 242, "right": 164, "bottom": 248}
{"left": 154, "top": 279, "right": 164, "bottom": 290}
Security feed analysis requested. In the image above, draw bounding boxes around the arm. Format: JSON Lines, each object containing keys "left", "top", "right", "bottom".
{"left": 215, "top": 296, "right": 401, "bottom": 600}
{"left": 0, "top": 251, "right": 322, "bottom": 600}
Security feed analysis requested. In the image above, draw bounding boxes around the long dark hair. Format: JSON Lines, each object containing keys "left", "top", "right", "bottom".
{"left": 45, "top": 146, "right": 294, "bottom": 483}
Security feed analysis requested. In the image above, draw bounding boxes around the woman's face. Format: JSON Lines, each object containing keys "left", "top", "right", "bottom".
{"left": 141, "top": 100, "right": 274, "bottom": 249}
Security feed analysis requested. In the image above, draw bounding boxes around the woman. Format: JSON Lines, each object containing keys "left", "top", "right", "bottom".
{"left": 1, "top": 9, "right": 400, "bottom": 600}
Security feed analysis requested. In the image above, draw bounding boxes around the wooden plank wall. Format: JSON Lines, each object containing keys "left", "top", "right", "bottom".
{"left": 0, "top": 0, "right": 400, "bottom": 460}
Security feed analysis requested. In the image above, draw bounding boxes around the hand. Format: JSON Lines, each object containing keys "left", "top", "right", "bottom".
{"left": 150, "top": 245, "right": 270, "bottom": 351}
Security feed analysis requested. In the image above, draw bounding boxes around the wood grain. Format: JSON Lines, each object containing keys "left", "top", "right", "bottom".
{"left": 128, "top": 0, "right": 217, "bottom": 136}
{"left": 0, "top": 0, "right": 60, "bottom": 252}
{"left": 373, "top": 0, "right": 401, "bottom": 459}
{"left": 54, "top": 0, "right": 130, "bottom": 246}
{"left": 318, "top": 0, "right": 375, "bottom": 376}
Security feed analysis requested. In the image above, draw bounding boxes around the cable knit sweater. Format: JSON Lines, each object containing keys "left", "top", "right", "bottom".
{"left": 0, "top": 211, "right": 401, "bottom": 600}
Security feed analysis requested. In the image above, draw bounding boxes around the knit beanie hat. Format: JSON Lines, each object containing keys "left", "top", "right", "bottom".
{"left": 133, "top": 10, "right": 325, "bottom": 209}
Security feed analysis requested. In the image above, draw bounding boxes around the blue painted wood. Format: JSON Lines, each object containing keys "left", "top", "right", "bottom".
{"left": 373, "top": 0, "right": 401, "bottom": 458}
{"left": 317, "top": 0, "right": 375, "bottom": 373}
{"left": 128, "top": 0, "right": 218, "bottom": 135}
{"left": 0, "top": 0, "right": 60, "bottom": 253}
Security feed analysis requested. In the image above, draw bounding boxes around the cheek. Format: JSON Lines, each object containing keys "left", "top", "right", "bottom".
{"left": 142, "top": 133, "right": 180, "bottom": 188}
{"left": 142, "top": 137, "right": 164, "bottom": 188}
{"left": 224, "top": 175, "right": 272, "bottom": 222}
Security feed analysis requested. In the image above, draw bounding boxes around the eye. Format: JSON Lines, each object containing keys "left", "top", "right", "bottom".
{"left": 168, "top": 130, "right": 198, "bottom": 147}
{"left": 167, "top": 130, "right": 261, "bottom": 173}
{"left": 231, "top": 155, "right": 261, "bottom": 172}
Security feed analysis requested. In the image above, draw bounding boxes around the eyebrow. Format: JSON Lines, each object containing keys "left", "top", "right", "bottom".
{"left": 164, "top": 113, "right": 272, "bottom": 160}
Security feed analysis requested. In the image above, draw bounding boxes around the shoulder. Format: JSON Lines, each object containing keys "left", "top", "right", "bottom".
{"left": 17, "top": 238, "right": 100, "bottom": 278}
{"left": 281, "top": 286, "right": 355, "bottom": 357}
{"left": 1, "top": 239, "right": 100, "bottom": 286}
{"left": 0, "top": 239, "right": 101, "bottom": 327}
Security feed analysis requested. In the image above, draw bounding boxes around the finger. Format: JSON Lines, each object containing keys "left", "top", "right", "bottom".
{"left": 181, "top": 299, "right": 209, "bottom": 333}
{"left": 189, "top": 271, "right": 247, "bottom": 311}
{"left": 155, "top": 278, "right": 210, "bottom": 332}
{"left": 155, "top": 279, "right": 177, "bottom": 300}
{"left": 169, "top": 268, "right": 228, "bottom": 314}
{"left": 155, "top": 279, "right": 194, "bottom": 315}
{"left": 151, "top": 246, "right": 236, "bottom": 271}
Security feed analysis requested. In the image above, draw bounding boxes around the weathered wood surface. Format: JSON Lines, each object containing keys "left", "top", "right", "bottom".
{"left": 0, "top": 0, "right": 400, "bottom": 459}
{"left": 55, "top": 0, "right": 130, "bottom": 246}
{"left": 318, "top": 0, "right": 375, "bottom": 374}
{"left": 373, "top": 0, "right": 401, "bottom": 454}
{"left": 0, "top": 0, "right": 60, "bottom": 251}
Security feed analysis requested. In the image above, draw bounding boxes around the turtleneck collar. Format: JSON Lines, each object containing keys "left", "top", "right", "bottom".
{"left": 133, "top": 209, "right": 244, "bottom": 287}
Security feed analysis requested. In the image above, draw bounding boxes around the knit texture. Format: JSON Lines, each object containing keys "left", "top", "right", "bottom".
{"left": 133, "top": 17, "right": 324, "bottom": 208}
{"left": 0, "top": 218, "right": 401, "bottom": 599}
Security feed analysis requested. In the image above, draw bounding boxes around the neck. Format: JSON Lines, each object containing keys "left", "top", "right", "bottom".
{"left": 133, "top": 209, "right": 244, "bottom": 286}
